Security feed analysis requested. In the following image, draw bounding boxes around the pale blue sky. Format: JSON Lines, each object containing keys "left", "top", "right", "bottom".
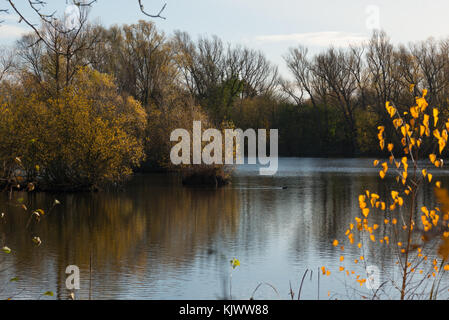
{"left": 1, "top": 0, "right": 449, "bottom": 76}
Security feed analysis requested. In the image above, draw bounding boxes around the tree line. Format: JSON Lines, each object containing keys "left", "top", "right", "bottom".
{"left": 1, "top": 8, "right": 449, "bottom": 189}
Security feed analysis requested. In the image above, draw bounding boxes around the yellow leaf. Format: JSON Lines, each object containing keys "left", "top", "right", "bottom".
{"left": 410, "top": 106, "right": 419, "bottom": 118}
{"left": 362, "top": 208, "right": 370, "bottom": 218}
{"left": 434, "top": 108, "right": 439, "bottom": 127}
{"left": 401, "top": 126, "right": 406, "bottom": 137}
{"left": 430, "top": 154, "right": 437, "bottom": 163}
{"left": 417, "top": 97, "right": 429, "bottom": 112}
{"left": 439, "top": 139, "right": 446, "bottom": 154}
{"left": 420, "top": 125, "right": 425, "bottom": 136}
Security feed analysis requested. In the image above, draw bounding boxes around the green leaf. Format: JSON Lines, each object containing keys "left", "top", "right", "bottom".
{"left": 43, "top": 291, "right": 54, "bottom": 297}
{"left": 10, "top": 277, "right": 19, "bottom": 282}
{"left": 2, "top": 246, "right": 11, "bottom": 254}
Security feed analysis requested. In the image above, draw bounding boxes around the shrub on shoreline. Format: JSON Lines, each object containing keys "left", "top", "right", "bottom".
{"left": 0, "top": 68, "right": 147, "bottom": 191}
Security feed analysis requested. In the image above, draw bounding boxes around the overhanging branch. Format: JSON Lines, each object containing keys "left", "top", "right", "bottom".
{"left": 0, "top": 1, "right": 167, "bottom": 28}
{"left": 138, "top": 0, "right": 167, "bottom": 19}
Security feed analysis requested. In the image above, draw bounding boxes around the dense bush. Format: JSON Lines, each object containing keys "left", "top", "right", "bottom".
{"left": 0, "top": 68, "right": 147, "bottom": 191}
{"left": 145, "top": 91, "right": 232, "bottom": 185}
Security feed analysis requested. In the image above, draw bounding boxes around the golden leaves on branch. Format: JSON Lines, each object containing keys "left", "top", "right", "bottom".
{"left": 386, "top": 102, "right": 396, "bottom": 118}
{"left": 335, "top": 89, "right": 449, "bottom": 293}
{"left": 433, "top": 129, "right": 447, "bottom": 154}
{"left": 0, "top": 67, "right": 147, "bottom": 189}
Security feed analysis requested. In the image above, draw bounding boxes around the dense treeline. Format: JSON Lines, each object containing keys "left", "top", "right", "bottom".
{"left": 281, "top": 34, "right": 449, "bottom": 157}
{"left": 2, "top": 9, "right": 449, "bottom": 189}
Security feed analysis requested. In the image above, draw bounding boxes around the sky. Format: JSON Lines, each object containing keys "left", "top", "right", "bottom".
{"left": 1, "top": 0, "right": 449, "bottom": 77}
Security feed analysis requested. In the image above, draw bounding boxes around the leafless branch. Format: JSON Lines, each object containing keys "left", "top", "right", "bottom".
{"left": 0, "top": 48, "right": 15, "bottom": 82}
{"left": 0, "top": 1, "right": 167, "bottom": 30}
{"left": 138, "top": 0, "right": 167, "bottom": 19}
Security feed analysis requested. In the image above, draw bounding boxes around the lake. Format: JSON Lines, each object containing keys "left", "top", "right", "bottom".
{"left": 0, "top": 158, "right": 447, "bottom": 300}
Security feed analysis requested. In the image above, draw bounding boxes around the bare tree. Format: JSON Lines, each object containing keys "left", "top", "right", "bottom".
{"left": 1, "top": 1, "right": 167, "bottom": 48}
{"left": 410, "top": 38, "right": 449, "bottom": 108}
{"left": 173, "top": 32, "right": 277, "bottom": 100}
{"left": 366, "top": 31, "right": 400, "bottom": 112}
{"left": 14, "top": 5, "right": 103, "bottom": 95}
{"left": 0, "top": 47, "right": 15, "bottom": 82}
{"left": 283, "top": 46, "right": 317, "bottom": 107}
{"left": 94, "top": 21, "right": 176, "bottom": 107}
{"left": 226, "top": 46, "right": 278, "bottom": 98}
{"left": 313, "top": 48, "right": 360, "bottom": 154}
{"left": 284, "top": 46, "right": 339, "bottom": 152}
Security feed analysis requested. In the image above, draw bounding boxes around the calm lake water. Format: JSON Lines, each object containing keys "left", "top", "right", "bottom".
{"left": 1, "top": 158, "right": 448, "bottom": 300}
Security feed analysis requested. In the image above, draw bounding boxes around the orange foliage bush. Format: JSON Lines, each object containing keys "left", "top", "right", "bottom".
{"left": 0, "top": 67, "right": 147, "bottom": 190}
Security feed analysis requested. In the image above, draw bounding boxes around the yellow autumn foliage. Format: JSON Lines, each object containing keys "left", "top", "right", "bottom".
{"left": 331, "top": 88, "right": 449, "bottom": 300}
{"left": 0, "top": 67, "right": 147, "bottom": 190}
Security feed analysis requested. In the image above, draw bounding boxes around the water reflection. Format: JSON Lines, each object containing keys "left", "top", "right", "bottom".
{"left": 0, "top": 158, "right": 448, "bottom": 299}
{"left": 0, "top": 174, "right": 240, "bottom": 299}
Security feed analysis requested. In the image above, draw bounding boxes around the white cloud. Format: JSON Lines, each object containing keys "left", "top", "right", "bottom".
{"left": 0, "top": 24, "right": 29, "bottom": 40}
{"left": 254, "top": 31, "right": 369, "bottom": 48}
